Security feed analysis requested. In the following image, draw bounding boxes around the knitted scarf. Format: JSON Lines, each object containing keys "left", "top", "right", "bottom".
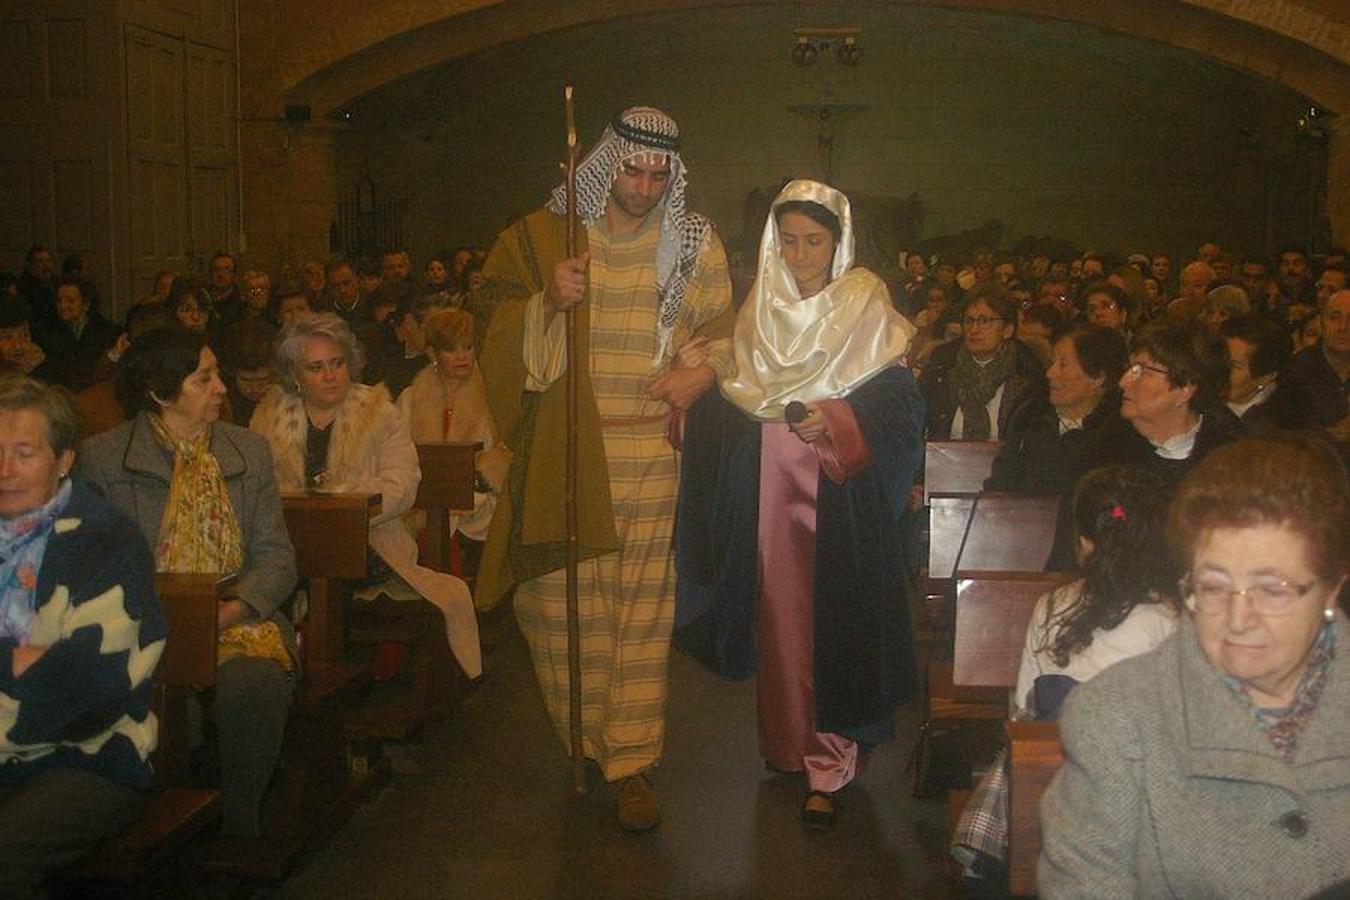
{"left": 1223, "top": 620, "right": 1336, "bottom": 761}
{"left": 951, "top": 341, "right": 1016, "bottom": 440}
{"left": 0, "top": 478, "right": 72, "bottom": 642}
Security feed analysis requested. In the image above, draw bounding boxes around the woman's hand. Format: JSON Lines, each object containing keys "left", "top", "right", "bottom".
{"left": 789, "top": 403, "right": 829, "bottom": 444}
{"left": 647, "top": 365, "right": 716, "bottom": 410}
{"left": 674, "top": 336, "right": 710, "bottom": 370}
{"left": 217, "top": 599, "right": 252, "bottom": 631}
{"left": 12, "top": 644, "right": 48, "bottom": 677}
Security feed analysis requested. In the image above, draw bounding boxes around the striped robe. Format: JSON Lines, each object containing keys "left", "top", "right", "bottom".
{"left": 516, "top": 213, "right": 731, "bottom": 781}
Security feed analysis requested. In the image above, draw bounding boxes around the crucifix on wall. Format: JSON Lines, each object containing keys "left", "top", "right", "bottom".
{"left": 787, "top": 102, "right": 869, "bottom": 182}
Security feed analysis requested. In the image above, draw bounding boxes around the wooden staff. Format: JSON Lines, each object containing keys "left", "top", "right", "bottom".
{"left": 562, "top": 85, "right": 585, "bottom": 795}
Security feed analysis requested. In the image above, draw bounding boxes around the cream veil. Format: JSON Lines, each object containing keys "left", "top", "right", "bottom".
{"left": 719, "top": 179, "right": 914, "bottom": 421}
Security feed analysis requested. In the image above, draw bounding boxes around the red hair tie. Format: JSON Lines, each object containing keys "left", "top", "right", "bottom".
{"left": 1110, "top": 504, "right": 1127, "bottom": 521}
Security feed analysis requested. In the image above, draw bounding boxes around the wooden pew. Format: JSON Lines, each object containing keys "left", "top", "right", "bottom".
{"left": 345, "top": 442, "right": 481, "bottom": 741}
{"left": 1007, "top": 720, "right": 1064, "bottom": 897}
{"left": 63, "top": 574, "right": 227, "bottom": 886}
{"left": 281, "top": 491, "right": 380, "bottom": 708}
{"left": 197, "top": 493, "right": 386, "bottom": 882}
{"left": 924, "top": 440, "right": 1000, "bottom": 505}
{"left": 412, "top": 442, "right": 481, "bottom": 572}
{"left": 929, "top": 495, "right": 1060, "bottom": 582}
{"left": 929, "top": 571, "right": 1068, "bottom": 722}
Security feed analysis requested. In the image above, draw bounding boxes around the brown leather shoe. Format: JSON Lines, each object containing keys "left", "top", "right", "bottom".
{"left": 615, "top": 774, "right": 661, "bottom": 832}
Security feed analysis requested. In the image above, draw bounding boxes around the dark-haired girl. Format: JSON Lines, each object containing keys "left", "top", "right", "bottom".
{"left": 1013, "top": 465, "right": 1179, "bottom": 716}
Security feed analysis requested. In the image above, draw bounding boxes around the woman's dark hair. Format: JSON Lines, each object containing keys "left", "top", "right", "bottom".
{"left": 115, "top": 327, "right": 208, "bottom": 415}
{"left": 773, "top": 200, "right": 842, "bottom": 244}
{"left": 1066, "top": 324, "right": 1129, "bottom": 386}
{"left": 961, "top": 281, "right": 1018, "bottom": 325}
{"left": 1041, "top": 465, "right": 1178, "bottom": 667}
{"left": 1077, "top": 279, "right": 1128, "bottom": 313}
{"left": 1219, "top": 314, "right": 1290, "bottom": 380}
{"left": 1022, "top": 304, "right": 1065, "bottom": 341}
{"left": 1129, "top": 315, "right": 1230, "bottom": 411}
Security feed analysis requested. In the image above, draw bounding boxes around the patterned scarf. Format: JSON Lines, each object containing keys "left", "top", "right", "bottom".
{"left": 546, "top": 106, "right": 712, "bottom": 361}
{"left": 149, "top": 416, "right": 293, "bottom": 672}
{"left": 1222, "top": 620, "right": 1336, "bottom": 760}
{"left": 0, "top": 478, "right": 72, "bottom": 643}
{"left": 951, "top": 340, "right": 1016, "bottom": 440}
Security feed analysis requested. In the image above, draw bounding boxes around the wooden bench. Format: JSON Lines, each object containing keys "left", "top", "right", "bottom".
{"left": 191, "top": 494, "right": 385, "bottom": 882}
{"left": 1008, "top": 720, "right": 1064, "bottom": 897}
{"left": 62, "top": 574, "right": 227, "bottom": 886}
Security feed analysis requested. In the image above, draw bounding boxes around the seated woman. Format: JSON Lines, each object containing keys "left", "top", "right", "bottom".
{"left": 919, "top": 282, "right": 1047, "bottom": 440}
{"left": 1040, "top": 434, "right": 1350, "bottom": 897}
{"left": 249, "top": 313, "right": 481, "bottom": 679}
{"left": 396, "top": 308, "right": 506, "bottom": 577}
{"left": 1086, "top": 315, "right": 1244, "bottom": 488}
{"left": 676, "top": 180, "right": 924, "bottom": 829}
{"left": 79, "top": 327, "right": 297, "bottom": 837}
{"left": 1220, "top": 313, "right": 1300, "bottom": 430}
{"left": 0, "top": 375, "right": 166, "bottom": 896}
{"left": 951, "top": 465, "right": 1179, "bottom": 888}
{"left": 40, "top": 276, "right": 123, "bottom": 391}
{"left": 987, "top": 325, "right": 1127, "bottom": 496}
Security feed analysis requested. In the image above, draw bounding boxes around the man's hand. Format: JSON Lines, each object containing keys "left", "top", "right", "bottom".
{"left": 788, "top": 403, "right": 829, "bottom": 444}
{"left": 12, "top": 644, "right": 48, "bottom": 677}
{"left": 543, "top": 253, "right": 590, "bottom": 322}
{"left": 217, "top": 599, "right": 251, "bottom": 631}
{"left": 647, "top": 364, "right": 716, "bottom": 411}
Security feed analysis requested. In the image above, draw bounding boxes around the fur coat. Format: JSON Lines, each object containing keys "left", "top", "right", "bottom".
{"left": 249, "top": 382, "right": 481, "bottom": 676}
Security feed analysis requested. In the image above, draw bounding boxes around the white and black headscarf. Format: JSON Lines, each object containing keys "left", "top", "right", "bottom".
{"left": 546, "top": 106, "right": 711, "bottom": 360}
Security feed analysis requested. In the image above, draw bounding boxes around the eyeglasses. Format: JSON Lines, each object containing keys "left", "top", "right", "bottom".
{"left": 1123, "top": 361, "right": 1169, "bottom": 381}
{"left": 962, "top": 315, "right": 1005, "bottom": 329}
{"left": 1182, "top": 573, "right": 1318, "bottom": 617}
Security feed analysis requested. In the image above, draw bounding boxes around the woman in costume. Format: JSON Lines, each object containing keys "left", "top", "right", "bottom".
{"left": 675, "top": 179, "right": 925, "bottom": 829}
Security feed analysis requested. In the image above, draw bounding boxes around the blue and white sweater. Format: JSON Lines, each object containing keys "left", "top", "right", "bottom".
{"left": 0, "top": 480, "right": 166, "bottom": 791}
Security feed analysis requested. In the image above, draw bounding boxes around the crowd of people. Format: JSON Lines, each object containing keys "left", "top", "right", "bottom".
{"left": 0, "top": 100, "right": 1346, "bottom": 898}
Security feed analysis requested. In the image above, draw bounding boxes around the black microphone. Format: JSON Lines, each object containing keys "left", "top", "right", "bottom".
{"left": 784, "top": 401, "right": 808, "bottom": 425}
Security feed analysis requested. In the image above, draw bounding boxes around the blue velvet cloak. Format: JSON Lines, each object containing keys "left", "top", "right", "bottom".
{"left": 674, "top": 366, "right": 926, "bottom": 743}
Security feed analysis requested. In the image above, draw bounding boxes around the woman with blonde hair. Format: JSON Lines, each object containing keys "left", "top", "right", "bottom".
{"left": 396, "top": 308, "right": 507, "bottom": 575}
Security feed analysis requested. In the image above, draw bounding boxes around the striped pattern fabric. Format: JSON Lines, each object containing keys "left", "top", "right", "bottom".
{"left": 515, "top": 216, "right": 729, "bottom": 781}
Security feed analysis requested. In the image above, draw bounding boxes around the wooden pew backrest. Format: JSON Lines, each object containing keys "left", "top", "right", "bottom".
{"left": 281, "top": 492, "right": 380, "bottom": 579}
{"left": 413, "top": 443, "right": 481, "bottom": 572}
{"left": 930, "top": 494, "right": 1060, "bottom": 580}
{"left": 1007, "top": 720, "right": 1064, "bottom": 897}
{"left": 924, "top": 440, "right": 1000, "bottom": 504}
{"left": 953, "top": 571, "right": 1071, "bottom": 689}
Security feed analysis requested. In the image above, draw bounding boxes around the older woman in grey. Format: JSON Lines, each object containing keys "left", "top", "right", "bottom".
{"left": 79, "top": 327, "right": 297, "bottom": 838}
{"left": 1039, "top": 434, "right": 1350, "bottom": 898}
{"left": 249, "top": 313, "right": 480, "bottom": 678}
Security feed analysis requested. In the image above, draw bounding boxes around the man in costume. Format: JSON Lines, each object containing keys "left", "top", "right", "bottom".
{"left": 473, "top": 107, "right": 733, "bottom": 831}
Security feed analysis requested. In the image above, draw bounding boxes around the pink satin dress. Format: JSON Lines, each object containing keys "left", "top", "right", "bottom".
{"left": 755, "top": 400, "right": 873, "bottom": 793}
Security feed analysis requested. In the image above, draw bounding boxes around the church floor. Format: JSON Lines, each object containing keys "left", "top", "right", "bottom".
{"left": 277, "top": 613, "right": 960, "bottom": 900}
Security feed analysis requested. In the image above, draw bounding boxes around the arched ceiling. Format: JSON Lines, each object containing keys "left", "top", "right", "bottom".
{"left": 266, "top": 1, "right": 1350, "bottom": 116}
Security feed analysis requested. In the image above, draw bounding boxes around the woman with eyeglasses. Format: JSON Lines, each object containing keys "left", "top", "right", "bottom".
{"left": 1039, "top": 434, "right": 1350, "bottom": 898}
{"left": 1084, "top": 316, "right": 1244, "bottom": 487}
{"left": 918, "top": 282, "right": 1047, "bottom": 440}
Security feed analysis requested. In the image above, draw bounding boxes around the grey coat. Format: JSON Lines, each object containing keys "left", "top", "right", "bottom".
{"left": 1039, "top": 613, "right": 1350, "bottom": 899}
{"left": 77, "top": 414, "right": 299, "bottom": 645}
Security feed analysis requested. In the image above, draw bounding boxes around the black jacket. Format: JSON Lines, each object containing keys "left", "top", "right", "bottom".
{"left": 919, "top": 339, "right": 1048, "bottom": 441}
